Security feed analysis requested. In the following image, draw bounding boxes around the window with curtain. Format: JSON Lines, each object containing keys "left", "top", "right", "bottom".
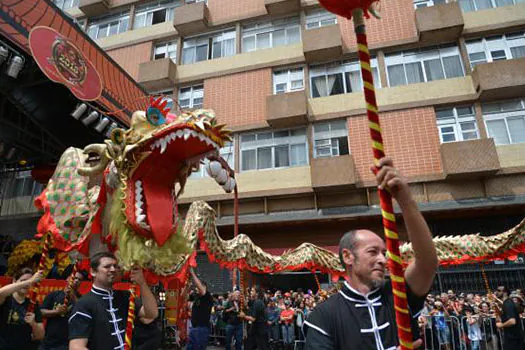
{"left": 435, "top": 106, "right": 479, "bottom": 143}
{"left": 191, "top": 141, "right": 234, "bottom": 178}
{"left": 153, "top": 41, "right": 177, "bottom": 61}
{"left": 313, "top": 119, "right": 350, "bottom": 157}
{"left": 273, "top": 67, "right": 304, "bottom": 94}
{"left": 182, "top": 29, "right": 235, "bottom": 64}
{"left": 87, "top": 12, "right": 130, "bottom": 39}
{"left": 179, "top": 85, "right": 203, "bottom": 109}
{"left": 309, "top": 58, "right": 380, "bottom": 98}
{"left": 385, "top": 45, "right": 464, "bottom": 87}
{"left": 458, "top": 0, "right": 523, "bottom": 12}
{"left": 466, "top": 32, "right": 525, "bottom": 68}
{"left": 3, "top": 171, "right": 43, "bottom": 199}
{"left": 240, "top": 129, "right": 308, "bottom": 171}
{"left": 242, "top": 17, "right": 301, "bottom": 53}
{"left": 52, "top": 0, "right": 79, "bottom": 10}
{"left": 482, "top": 98, "right": 525, "bottom": 145}
{"left": 133, "top": 0, "right": 180, "bottom": 29}
{"left": 305, "top": 8, "right": 337, "bottom": 29}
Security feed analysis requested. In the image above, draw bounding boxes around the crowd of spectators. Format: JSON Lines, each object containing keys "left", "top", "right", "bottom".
{"left": 187, "top": 285, "right": 525, "bottom": 350}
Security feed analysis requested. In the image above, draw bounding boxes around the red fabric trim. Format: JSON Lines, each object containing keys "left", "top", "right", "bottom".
{"left": 197, "top": 230, "right": 346, "bottom": 278}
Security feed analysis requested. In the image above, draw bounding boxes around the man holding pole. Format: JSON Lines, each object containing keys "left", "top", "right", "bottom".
{"left": 68, "top": 252, "right": 158, "bottom": 350}
{"left": 304, "top": 158, "right": 437, "bottom": 350}
{"left": 40, "top": 269, "right": 86, "bottom": 350}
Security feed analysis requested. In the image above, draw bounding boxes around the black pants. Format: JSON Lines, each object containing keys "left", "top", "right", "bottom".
{"left": 247, "top": 324, "right": 269, "bottom": 350}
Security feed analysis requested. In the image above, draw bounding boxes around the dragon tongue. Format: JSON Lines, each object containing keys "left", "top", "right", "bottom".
{"left": 142, "top": 180, "right": 174, "bottom": 247}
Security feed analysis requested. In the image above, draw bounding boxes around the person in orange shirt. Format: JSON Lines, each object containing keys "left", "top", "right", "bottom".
{"left": 280, "top": 300, "right": 295, "bottom": 348}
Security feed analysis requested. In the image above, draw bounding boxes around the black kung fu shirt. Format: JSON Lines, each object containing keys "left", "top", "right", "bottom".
{"left": 304, "top": 280, "right": 424, "bottom": 350}
{"left": 0, "top": 296, "right": 43, "bottom": 350}
{"left": 41, "top": 290, "right": 79, "bottom": 348}
{"left": 68, "top": 286, "right": 141, "bottom": 350}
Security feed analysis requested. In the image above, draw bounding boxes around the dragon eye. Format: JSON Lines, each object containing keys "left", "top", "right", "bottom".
{"left": 146, "top": 107, "right": 167, "bottom": 126}
{"left": 110, "top": 128, "right": 125, "bottom": 144}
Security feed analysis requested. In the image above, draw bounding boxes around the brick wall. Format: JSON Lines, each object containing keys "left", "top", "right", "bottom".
{"left": 107, "top": 42, "right": 153, "bottom": 80}
{"left": 348, "top": 107, "right": 443, "bottom": 182}
{"left": 204, "top": 68, "right": 272, "bottom": 128}
{"left": 208, "top": 0, "right": 267, "bottom": 24}
{"left": 338, "top": 0, "right": 418, "bottom": 51}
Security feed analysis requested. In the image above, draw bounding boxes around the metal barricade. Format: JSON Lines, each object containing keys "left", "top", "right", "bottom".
{"left": 420, "top": 314, "right": 508, "bottom": 350}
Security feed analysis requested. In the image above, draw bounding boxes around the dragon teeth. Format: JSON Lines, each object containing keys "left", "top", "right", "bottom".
{"left": 136, "top": 214, "right": 146, "bottom": 223}
{"left": 160, "top": 139, "right": 168, "bottom": 154}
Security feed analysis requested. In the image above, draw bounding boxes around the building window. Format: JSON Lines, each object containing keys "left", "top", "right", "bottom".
{"left": 3, "top": 171, "right": 44, "bottom": 199}
{"left": 154, "top": 41, "right": 177, "bottom": 61}
{"left": 385, "top": 45, "right": 464, "bottom": 87}
{"left": 87, "top": 12, "right": 129, "bottom": 39}
{"left": 185, "top": 0, "right": 207, "bottom": 3}
{"left": 413, "top": 0, "right": 446, "bottom": 8}
{"left": 309, "top": 58, "right": 380, "bottom": 98}
{"left": 435, "top": 106, "right": 479, "bottom": 143}
{"left": 182, "top": 30, "right": 236, "bottom": 64}
{"left": 191, "top": 141, "right": 234, "bottom": 178}
{"left": 466, "top": 32, "right": 525, "bottom": 68}
{"left": 482, "top": 98, "right": 525, "bottom": 145}
{"left": 305, "top": 8, "right": 337, "bottom": 29}
{"left": 240, "top": 128, "right": 308, "bottom": 171}
{"left": 273, "top": 67, "right": 304, "bottom": 94}
{"left": 242, "top": 17, "right": 301, "bottom": 53}
{"left": 179, "top": 85, "right": 203, "bottom": 109}
{"left": 52, "top": 0, "right": 79, "bottom": 10}
{"left": 133, "top": 0, "right": 180, "bottom": 29}
{"left": 313, "top": 119, "right": 349, "bottom": 158}
{"left": 459, "top": 0, "right": 523, "bottom": 13}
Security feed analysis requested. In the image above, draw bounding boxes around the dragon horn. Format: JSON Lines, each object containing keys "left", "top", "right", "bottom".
{"left": 78, "top": 143, "right": 111, "bottom": 176}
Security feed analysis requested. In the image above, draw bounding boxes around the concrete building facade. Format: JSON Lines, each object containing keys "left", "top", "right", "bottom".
{"left": 2, "top": 0, "right": 525, "bottom": 292}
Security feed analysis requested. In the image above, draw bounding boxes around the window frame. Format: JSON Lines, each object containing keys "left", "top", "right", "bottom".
{"left": 272, "top": 66, "right": 305, "bottom": 94}
{"left": 241, "top": 17, "right": 301, "bottom": 53}
{"left": 153, "top": 40, "right": 178, "bottom": 61}
{"left": 434, "top": 106, "right": 480, "bottom": 143}
{"left": 312, "top": 119, "right": 350, "bottom": 158}
{"left": 482, "top": 98, "right": 525, "bottom": 145}
{"left": 385, "top": 45, "right": 465, "bottom": 87}
{"left": 181, "top": 29, "right": 236, "bottom": 64}
{"left": 133, "top": 0, "right": 180, "bottom": 29}
{"left": 458, "top": 0, "right": 523, "bottom": 13}
{"left": 178, "top": 84, "right": 204, "bottom": 109}
{"left": 309, "top": 58, "right": 381, "bottom": 98}
{"left": 52, "top": 0, "right": 79, "bottom": 10}
{"left": 466, "top": 32, "right": 525, "bottom": 68}
{"left": 87, "top": 12, "right": 130, "bottom": 39}
{"left": 240, "top": 128, "right": 309, "bottom": 172}
{"left": 305, "top": 8, "right": 338, "bottom": 29}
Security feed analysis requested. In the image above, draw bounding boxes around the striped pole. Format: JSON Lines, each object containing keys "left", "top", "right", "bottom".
{"left": 352, "top": 9, "right": 413, "bottom": 349}
{"left": 124, "top": 285, "right": 138, "bottom": 350}
{"left": 28, "top": 232, "right": 52, "bottom": 312}
{"left": 63, "top": 262, "right": 78, "bottom": 306}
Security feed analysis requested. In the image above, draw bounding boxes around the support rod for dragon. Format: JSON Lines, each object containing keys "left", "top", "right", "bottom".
{"left": 352, "top": 9, "right": 413, "bottom": 349}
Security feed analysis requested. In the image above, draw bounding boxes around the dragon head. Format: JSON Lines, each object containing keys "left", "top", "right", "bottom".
{"left": 80, "top": 97, "right": 231, "bottom": 248}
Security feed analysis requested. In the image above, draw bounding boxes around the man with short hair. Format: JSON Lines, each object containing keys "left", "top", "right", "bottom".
{"left": 68, "top": 251, "right": 158, "bottom": 350}
{"left": 40, "top": 270, "right": 86, "bottom": 350}
{"left": 224, "top": 290, "right": 243, "bottom": 350}
{"left": 188, "top": 267, "right": 214, "bottom": 350}
{"left": 304, "top": 157, "right": 438, "bottom": 350}
{"left": 495, "top": 286, "right": 525, "bottom": 350}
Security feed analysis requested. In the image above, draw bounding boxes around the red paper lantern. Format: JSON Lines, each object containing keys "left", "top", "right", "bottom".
{"left": 318, "top": 0, "right": 379, "bottom": 19}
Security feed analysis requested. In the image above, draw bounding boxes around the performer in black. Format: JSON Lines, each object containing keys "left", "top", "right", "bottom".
{"left": 242, "top": 287, "right": 268, "bottom": 350}
{"left": 68, "top": 252, "right": 158, "bottom": 350}
{"left": 40, "top": 270, "right": 86, "bottom": 350}
{"left": 304, "top": 157, "right": 437, "bottom": 350}
{"left": 0, "top": 267, "right": 45, "bottom": 350}
{"left": 495, "top": 287, "right": 525, "bottom": 350}
{"left": 188, "top": 267, "right": 214, "bottom": 350}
